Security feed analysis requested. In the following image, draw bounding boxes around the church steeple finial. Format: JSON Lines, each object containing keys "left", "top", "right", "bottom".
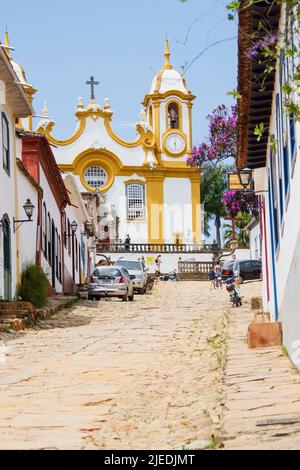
{"left": 163, "top": 36, "right": 172, "bottom": 70}
{"left": 4, "top": 27, "right": 12, "bottom": 60}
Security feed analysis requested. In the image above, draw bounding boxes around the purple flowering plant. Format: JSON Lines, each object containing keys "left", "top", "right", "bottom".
{"left": 222, "top": 190, "right": 259, "bottom": 219}
{"left": 187, "top": 104, "right": 237, "bottom": 168}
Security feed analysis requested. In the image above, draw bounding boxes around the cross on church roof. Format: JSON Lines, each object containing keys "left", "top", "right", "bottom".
{"left": 85, "top": 75, "right": 99, "bottom": 101}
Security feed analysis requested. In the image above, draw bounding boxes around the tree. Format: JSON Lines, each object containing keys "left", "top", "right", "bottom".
{"left": 201, "top": 163, "right": 230, "bottom": 247}
{"left": 223, "top": 211, "right": 253, "bottom": 248}
{"left": 187, "top": 104, "right": 237, "bottom": 168}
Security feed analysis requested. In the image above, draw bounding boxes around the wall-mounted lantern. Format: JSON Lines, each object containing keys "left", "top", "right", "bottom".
{"left": 13, "top": 199, "right": 35, "bottom": 233}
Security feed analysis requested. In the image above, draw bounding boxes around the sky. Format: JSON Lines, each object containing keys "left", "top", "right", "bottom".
{"left": 2, "top": 0, "right": 237, "bottom": 144}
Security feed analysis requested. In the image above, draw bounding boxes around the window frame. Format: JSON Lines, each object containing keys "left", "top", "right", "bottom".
{"left": 2, "top": 112, "right": 10, "bottom": 175}
{"left": 126, "top": 183, "right": 146, "bottom": 221}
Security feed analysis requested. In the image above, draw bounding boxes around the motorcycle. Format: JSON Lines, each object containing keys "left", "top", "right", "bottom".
{"left": 225, "top": 275, "right": 242, "bottom": 307}
{"left": 160, "top": 270, "right": 181, "bottom": 282}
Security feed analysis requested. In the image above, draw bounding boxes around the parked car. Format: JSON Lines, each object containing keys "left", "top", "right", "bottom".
{"left": 114, "top": 259, "right": 148, "bottom": 294}
{"left": 88, "top": 266, "right": 134, "bottom": 301}
{"left": 222, "top": 259, "right": 262, "bottom": 283}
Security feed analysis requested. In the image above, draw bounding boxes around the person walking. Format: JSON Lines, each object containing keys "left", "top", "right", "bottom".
{"left": 214, "top": 262, "right": 222, "bottom": 289}
{"left": 155, "top": 255, "right": 162, "bottom": 277}
{"left": 125, "top": 234, "right": 131, "bottom": 251}
{"left": 208, "top": 268, "right": 216, "bottom": 290}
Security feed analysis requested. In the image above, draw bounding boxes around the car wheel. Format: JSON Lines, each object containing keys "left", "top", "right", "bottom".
{"left": 128, "top": 293, "right": 134, "bottom": 301}
{"left": 138, "top": 288, "right": 144, "bottom": 295}
{"left": 122, "top": 291, "right": 128, "bottom": 301}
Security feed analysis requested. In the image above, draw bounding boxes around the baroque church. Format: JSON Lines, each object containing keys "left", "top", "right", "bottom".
{"left": 36, "top": 40, "right": 202, "bottom": 245}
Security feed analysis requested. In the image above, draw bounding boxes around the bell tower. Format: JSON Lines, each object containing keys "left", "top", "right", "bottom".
{"left": 142, "top": 39, "right": 196, "bottom": 164}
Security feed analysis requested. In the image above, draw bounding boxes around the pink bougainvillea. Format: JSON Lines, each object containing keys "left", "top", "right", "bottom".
{"left": 222, "top": 190, "right": 259, "bottom": 218}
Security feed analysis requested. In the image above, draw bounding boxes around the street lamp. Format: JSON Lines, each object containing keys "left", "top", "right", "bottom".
{"left": 237, "top": 167, "right": 253, "bottom": 191}
{"left": 82, "top": 220, "right": 93, "bottom": 237}
{"left": 13, "top": 199, "right": 35, "bottom": 232}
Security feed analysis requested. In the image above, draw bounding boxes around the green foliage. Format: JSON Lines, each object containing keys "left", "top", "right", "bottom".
{"left": 17, "top": 263, "right": 49, "bottom": 308}
{"left": 254, "top": 122, "right": 265, "bottom": 141}
{"left": 201, "top": 163, "right": 231, "bottom": 245}
{"left": 227, "top": 89, "right": 242, "bottom": 99}
{"left": 223, "top": 211, "right": 253, "bottom": 248}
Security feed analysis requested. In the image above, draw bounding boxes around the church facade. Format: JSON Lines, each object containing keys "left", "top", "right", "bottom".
{"left": 37, "top": 40, "right": 202, "bottom": 246}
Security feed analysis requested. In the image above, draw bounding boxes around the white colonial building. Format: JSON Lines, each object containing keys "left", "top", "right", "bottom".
{"left": 0, "top": 40, "right": 33, "bottom": 300}
{"left": 238, "top": 3, "right": 300, "bottom": 366}
{"left": 36, "top": 40, "right": 202, "bottom": 247}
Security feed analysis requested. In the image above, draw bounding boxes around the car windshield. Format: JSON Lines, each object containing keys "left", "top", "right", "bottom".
{"left": 93, "top": 268, "right": 121, "bottom": 278}
{"left": 115, "top": 261, "right": 142, "bottom": 270}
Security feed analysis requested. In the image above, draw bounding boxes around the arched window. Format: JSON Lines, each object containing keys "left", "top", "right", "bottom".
{"left": 2, "top": 112, "right": 10, "bottom": 174}
{"left": 126, "top": 183, "right": 145, "bottom": 220}
{"left": 168, "top": 102, "right": 180, "bottom": 129}
{"left": 42, "top": 203, "right": 47, "bottom": 258}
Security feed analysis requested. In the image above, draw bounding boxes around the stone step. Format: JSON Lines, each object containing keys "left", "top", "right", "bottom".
{"left": 0, "top": 309, "right": 30, "bottom": 319}
{"left": 0, "top": 301, "right": 34, "bottom": 310}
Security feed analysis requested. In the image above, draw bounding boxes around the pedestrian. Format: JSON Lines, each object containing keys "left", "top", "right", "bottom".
{"left": 125, "top": 234, "right": 131, "bottom": 251}
{"left": 140, "top": 256, "right": 146, "bottom": 270}
{"left": 214, "top": 262, "right": 222, "bottom": 289}
{"left": 155, "top": 255, "right": 162, "bottom": 277}
{"left": 208, "top": 268, "right": 216, "bottom": 290}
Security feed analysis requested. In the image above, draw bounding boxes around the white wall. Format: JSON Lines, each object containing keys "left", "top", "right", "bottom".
{"left": 39, "top": 168, "right": 63, "bottom": 292}
{"left": 163, "top": 177, "right": 193, "bottom": 243}
{"left": 252, "top": 6, "right": 300, "bottom": 368}
{"left": 96, "top": 248, "right": 250, "bottom": 274}
{"left": 0, "top": 104, "right": 17, "bottom": 299}
{"left": 17, "top": 167, "right": 39, "bottom": 272}
{"left": 249, "top": 223, "right": 261, "bottom": 260}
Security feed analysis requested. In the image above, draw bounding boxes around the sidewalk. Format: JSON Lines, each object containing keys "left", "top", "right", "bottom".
{"left": 220, "top": 282, "right": 300, "bottom": 450}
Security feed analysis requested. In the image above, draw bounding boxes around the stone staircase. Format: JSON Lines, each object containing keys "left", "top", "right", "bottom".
{"left": 0, "top": 302, "right": 36, "bottom": 331}
{"left": 0, "top": 295, "right": 79, "bottom": 333}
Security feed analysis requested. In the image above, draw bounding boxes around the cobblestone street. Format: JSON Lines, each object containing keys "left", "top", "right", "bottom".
{"left": 1, "top": 280, "right": 300, "bottom": 450}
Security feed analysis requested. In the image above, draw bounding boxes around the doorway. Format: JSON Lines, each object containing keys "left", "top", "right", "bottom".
{"left": 51, "top": 220, "right": 55, "bottom": 289}
{"left": 2, "top": 215, "right": 12, "bottom": 300}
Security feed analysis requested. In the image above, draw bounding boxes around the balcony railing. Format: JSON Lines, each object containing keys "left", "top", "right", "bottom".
{"left": 178, "top": 261, "right": 215, "bottom": 274}
{"left": 96, "top": 243, "right": 220, "bottom": 254}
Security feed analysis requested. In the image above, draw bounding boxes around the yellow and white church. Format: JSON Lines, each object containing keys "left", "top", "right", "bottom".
{"left": 37, "top": 40, "right": 202, "bottom": 245}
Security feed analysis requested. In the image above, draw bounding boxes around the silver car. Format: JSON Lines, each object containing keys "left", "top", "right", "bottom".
{"left": 115, "top": 259, "right": 148, "bottom": 294}
{"left": 88, "top": 266, "right": 134, "bottom": 301}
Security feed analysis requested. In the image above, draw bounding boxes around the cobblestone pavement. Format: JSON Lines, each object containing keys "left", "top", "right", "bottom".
{"left": 0, "top": 281, "right": 228, "bottom": 450}
{"left": 220, "top": 284, "right": 300, "bottom": 450}
{"left": 1, "top": 280, "right": 300, "bottom": 450}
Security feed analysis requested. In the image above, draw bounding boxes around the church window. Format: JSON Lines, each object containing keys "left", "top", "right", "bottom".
{"left": 127, "top": 183, "right": 145, "bottom": 220}
{"left": 2, "top": 112, "right": 10, "bottom": 174}
{"left": 84, "top": 166, "right": 107, "bottom": 189}
{"left": 168, "top": 103, "right": 180, "bottom": 129}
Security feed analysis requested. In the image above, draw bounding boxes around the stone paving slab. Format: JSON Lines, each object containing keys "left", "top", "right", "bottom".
{"left": 0, "top": 282, "right": 228, "bottom": 450}
{"left": 220, "top": 282, "right": 300, "bottom": 450}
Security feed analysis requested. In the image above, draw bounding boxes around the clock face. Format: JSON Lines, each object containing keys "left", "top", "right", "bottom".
{"left": 165, "top": 132, "right": 185, "bottom": 155}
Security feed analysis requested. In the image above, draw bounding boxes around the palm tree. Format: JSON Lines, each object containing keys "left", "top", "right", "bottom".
{"left": 201, "top": 163, "right": 231, "bottom": 246}
{"left": 223, "top": 212, "right": 253, "bottom": 248}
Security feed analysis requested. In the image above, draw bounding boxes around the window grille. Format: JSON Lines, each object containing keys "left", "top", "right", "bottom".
{"left": 127, "top": 184, "right": 145, "bottom": 220}
{"left": 84, "top": 166, "right": 107, "bottom": 189}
